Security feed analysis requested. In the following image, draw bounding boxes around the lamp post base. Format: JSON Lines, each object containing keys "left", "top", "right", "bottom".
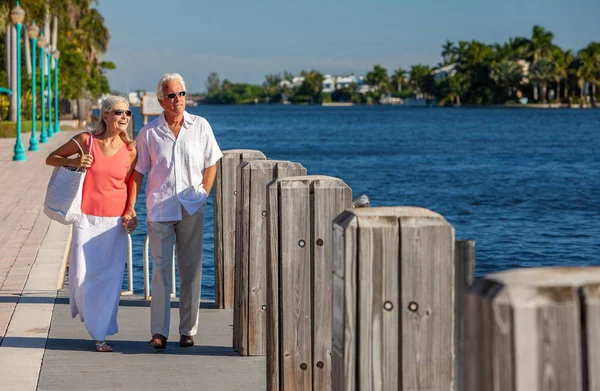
{"left": 28, "top": 137, "right": 39, "bottom": 151}
{"left": 13, "top": 144, "right": 26, "bottom": 161}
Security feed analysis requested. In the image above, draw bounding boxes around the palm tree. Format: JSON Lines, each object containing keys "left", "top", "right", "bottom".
{"left": 366, "top": 64, "right": 389, "bottom": 93}
{"left": 74, "top": 8, "right": 110, "bottom": 66}
{"left": 298, "top": 69, "right": 324, "bottom": 102}
{"left": 525, "top": 26, "right": 556, "bottom": 101}
{"left": 491, "top": 60, "right": 524, "bottom": 101}
{"left": 442, "top": 40, "right": 456, "bottom": 65}
{"left": 553, "top": 49, "right": 573, "bottom": 101}
{"left": 530, "top": 58, "right": 556, "bottom": 103}
{"left": 409, "top": 65, "right": 433, "bottom": 99}
{"left": 578, "top": 42, "right": 600, "bottom": 105}
{"left": 528, "top": 25, "right": 556, "bottom": 63}
{"left": 263, "top": 73, "right": 282, "bottom": 98}
{"left": 390, "top": 68, "right": 407, "bottom": 93}
{"left": 508, "top": 37, "right": 531, "bottom": 61}
{"left": 574, "top": 51, "right": 597, "bottom": 107}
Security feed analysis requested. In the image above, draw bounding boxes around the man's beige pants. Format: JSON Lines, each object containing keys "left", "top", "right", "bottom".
{"left": 147, "top": 206, "right": 204, "bottom": 338}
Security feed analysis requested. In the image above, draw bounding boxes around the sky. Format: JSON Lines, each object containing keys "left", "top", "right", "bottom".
{"left": 96, "top": 0, "right": 600, "bottom": 94}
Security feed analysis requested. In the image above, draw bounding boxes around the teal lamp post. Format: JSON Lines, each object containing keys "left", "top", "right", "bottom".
{"left": 27, "top": 21, "right": 40, "bottom": 151}
{"left": 53, "top": 50, "right": 60, "bottom": 133}
{"left": 10, "top": 2, "right": 26, "bottom": 161}
{"left": 46, "top": 45, "right": 53, "bottom": 137}
{"left": 37, "top": 33, "right": 47, "bottom": 143}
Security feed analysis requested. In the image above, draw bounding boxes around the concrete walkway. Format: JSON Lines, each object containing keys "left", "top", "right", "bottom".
{"left": 0, "top": 127, "right": 265, "bottom": 390}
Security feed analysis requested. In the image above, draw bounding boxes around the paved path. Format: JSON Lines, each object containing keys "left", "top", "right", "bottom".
{"left": 0, "top": 128, "right": 266, "bottom": 390}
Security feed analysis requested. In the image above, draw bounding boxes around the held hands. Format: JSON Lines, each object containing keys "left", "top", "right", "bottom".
{"left": 122, "top": 209, "right": 138, "bottom": 234}
{"left": 76, "top": 154, "right": 94, "bottom": 169}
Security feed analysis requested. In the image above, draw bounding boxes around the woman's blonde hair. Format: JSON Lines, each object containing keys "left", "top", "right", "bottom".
{"left": 87, "top": 95, "right": 135, "bottom": 149}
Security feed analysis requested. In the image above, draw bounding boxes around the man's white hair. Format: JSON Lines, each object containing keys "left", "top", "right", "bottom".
{"left": 156, "top": 73, "right": 187, "bottom": 99}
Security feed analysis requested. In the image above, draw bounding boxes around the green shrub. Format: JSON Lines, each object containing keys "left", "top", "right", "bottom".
{"left": 0, "top": 121, "right": 75, "bottom": 138}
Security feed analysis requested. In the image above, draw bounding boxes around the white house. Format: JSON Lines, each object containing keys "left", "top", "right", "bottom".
{"left": 321, "top": 74, "right": 370, "bottom": 94}
{"left": 279, "top": 76, "right": 305, "bottom": 90}
{"left": 280, "top": 74, "right": 371, "bottom": 94}
{"left": 432, "top": 63, "right": 458, "bottom": 83}
{"left": 322, "top": 75, "right": 336, "bottom": 93}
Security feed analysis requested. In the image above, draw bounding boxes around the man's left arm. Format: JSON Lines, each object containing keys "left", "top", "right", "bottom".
{"left": 202, "top": 163, "right": 217, "bottom": 196}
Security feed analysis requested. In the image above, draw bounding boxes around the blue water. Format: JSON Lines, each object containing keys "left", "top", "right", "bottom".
{"left": 125, "top": 105, "right": 600, "bottom": 300}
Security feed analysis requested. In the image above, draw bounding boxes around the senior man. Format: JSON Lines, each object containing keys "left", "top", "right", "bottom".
{"left": 124, "top": 73, "right": 222, "bottom": 349}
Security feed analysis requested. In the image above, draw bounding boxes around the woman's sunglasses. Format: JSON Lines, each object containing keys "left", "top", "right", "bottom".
{"left": 113, "top": 109, "right": 132, "bottom": 117}
{"left": 166, "top": 91, "right": 186, "bottom": 99}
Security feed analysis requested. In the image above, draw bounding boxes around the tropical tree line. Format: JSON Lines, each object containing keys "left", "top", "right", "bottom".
{"left": 0, "top": 0, "right": 112, "bottom": 120}
{"left": 204, "top": 69, "right": 329, "bottom": 105}
{"left": 204, "top": 25, "right": 600, "bottom": 106}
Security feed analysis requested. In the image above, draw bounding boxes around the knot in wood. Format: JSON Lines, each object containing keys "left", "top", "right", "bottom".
{"left": 316, "top": 239, "right": 324, "bottom": 246}
{"left": 300, "top": 363, "right": 308, "bottom": 371}
{"left": 408, "top": 302, "right": 418, "bottom": 312}
{"left": 298, "top": 240, "right": 306, "bottom": 248}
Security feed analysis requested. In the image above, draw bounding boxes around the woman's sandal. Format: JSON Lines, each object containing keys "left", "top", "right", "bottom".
{"left": 94, "top": 341, "right": 113, "bottom": 352}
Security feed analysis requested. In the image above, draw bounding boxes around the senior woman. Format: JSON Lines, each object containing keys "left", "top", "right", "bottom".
{"left": 46, "top": 96, "right": 137, "bottom": 352}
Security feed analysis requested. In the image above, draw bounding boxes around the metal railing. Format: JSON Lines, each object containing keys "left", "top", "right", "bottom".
{"left": 121, "top": 234, "right": 134, "bottom": 295}
{"left": 123, "top": 234, "right": 177, "bottom": 300}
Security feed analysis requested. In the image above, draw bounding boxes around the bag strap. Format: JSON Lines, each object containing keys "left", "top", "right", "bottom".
{"left": 69, "top": 133, "right": 94, "bottom": 172}
{"left": 69, "top": 133, "right": 94, "bottom": 157}
{"left": 70, "top": 137, "right": 85, "bottom": 156}
{"left": 87, "top": 132, "right": 94, "bottom": 157}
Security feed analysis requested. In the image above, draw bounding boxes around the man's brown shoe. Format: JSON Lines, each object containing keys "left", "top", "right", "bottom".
{"left": 148, "top": 333, "right": 167, "bottom": 349}
{"left": 179, "top": 335, "right": 194, "bottom": 348}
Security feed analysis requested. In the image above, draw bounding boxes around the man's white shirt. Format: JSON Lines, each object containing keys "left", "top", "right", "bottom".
{"left": 135, "top": 111, "right": 223, "bottom": 222}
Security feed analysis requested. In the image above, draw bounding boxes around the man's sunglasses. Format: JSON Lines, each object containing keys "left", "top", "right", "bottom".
{"left": 166, "top": 91, "right": 186, "bottom": 99}
{"left": 113, "top": 109, "right": 132, "bottom": 117}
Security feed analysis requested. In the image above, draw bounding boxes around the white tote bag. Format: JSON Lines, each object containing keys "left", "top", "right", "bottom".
{"left": 43, "top": 135, "right": 93, "bottom": 225}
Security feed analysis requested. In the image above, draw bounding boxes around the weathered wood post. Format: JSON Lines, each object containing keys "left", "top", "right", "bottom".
{"left": 464, "top": 267, "right": 600, "bottom": 391}
{"left": 214, "top": 150, "right": 266, "bottom": 309}
{"left": 266, "top": 175, "right": 352, "bottom": 391}
{"left": 233, "top": 160, "right": 307, "bottom": 356}
{"left": 333, "top": 207, "right": 456, "bottom": 390}
{"left": 454, "top": 240, "right": 475, "bottom": 391}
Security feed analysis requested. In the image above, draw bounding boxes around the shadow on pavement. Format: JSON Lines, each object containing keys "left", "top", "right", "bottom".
{"left": 1, "top": 336, "right": 240, "bottom": 356}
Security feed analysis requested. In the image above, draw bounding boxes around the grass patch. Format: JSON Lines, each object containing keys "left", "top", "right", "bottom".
{"left": 0, "top": 121, "right": 76, "bottom": 138}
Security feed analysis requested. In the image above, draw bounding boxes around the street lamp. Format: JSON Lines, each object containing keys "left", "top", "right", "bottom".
{"left": 27, "top": 20, "right": 39, "bottom": 151}
{"left": 37, "top": 33, "right": 47, "bottom": 143}
{"left": 46, "top": 44, "right": 53, "bottom": 137}
{"left": 10, "top": 1, "right": 26, "bottom": 161}
{"left": 53, "top": 50, "right": 60, "bottom": 133}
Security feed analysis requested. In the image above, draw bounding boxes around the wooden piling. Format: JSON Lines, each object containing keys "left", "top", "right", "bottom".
{"left": 214, "top": 150, "right": 266, "bottom": 309}
{"left": 454, "top": 240, "right": 475, "bottom": 391}
{"left": 332, "top": 207, "right": 456, "bottom": 390}
{"left": 464, "top": 267, "right": 600, "bottom": 391}
{"left": 233, "top": 160, "right": 306, "bottom": 356}
{"left": 266, "top": 175, "right": 352, "bottom": 391}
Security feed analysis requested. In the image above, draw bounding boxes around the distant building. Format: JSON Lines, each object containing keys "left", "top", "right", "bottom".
{"left": 279, "top": 77, "right": 305, "bottom": 90}
{"left": 321, "top": 74, "right": 369, "bottom": 94}
{"left": 322, "top": 75, "right": 336, "bottom": 93}
{"left": 432, "top": 63, "right": 458, "bottom": 83}
{"left": 280, "top": 74, "right": 370, "bottom": 95}
{"left": 128, "top": 92, "right": 141, "bottom": 106}
{"left": 517, "top": 59, "right": 530, "bottom": 84}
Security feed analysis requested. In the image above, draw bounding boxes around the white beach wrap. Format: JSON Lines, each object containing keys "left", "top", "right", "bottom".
{"left": 68, "top": 214, "right": 127, "bottom": 341}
